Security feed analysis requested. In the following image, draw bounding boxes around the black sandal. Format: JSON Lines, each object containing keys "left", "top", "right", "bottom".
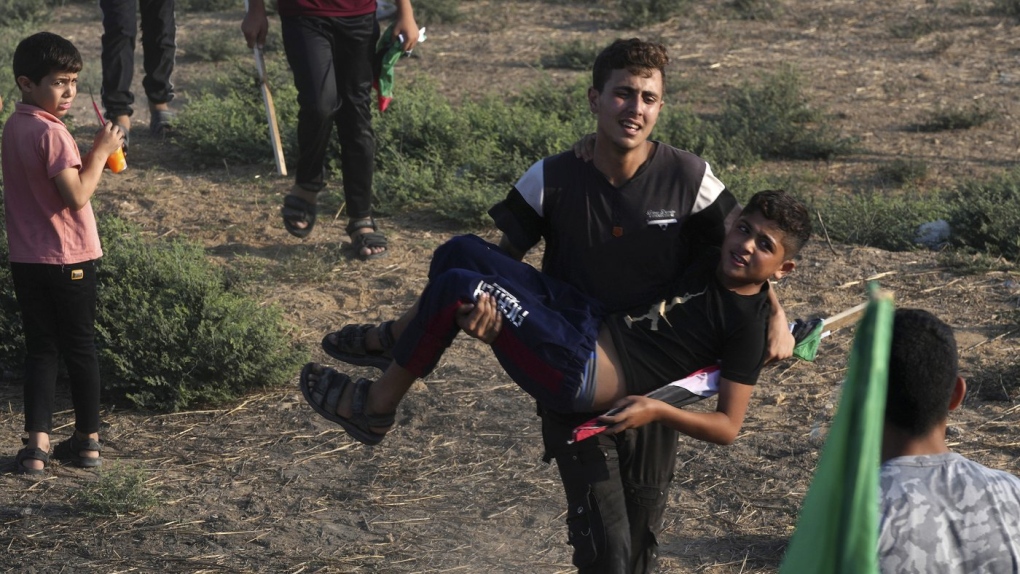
{"left": 321, "top": 321, "right": 396, "bottom": 371}
{"left": 299, "top": 363, "right": 394, "bottom": 446}
{"left": 52, "top": 433, "right": 102, "bottom": 468}
{"left": 282, "top": 194, "right": 317, "bottom": 238}
{"left": 15, "top": 446, "right": 49, "bottom": 476}
{"left": 346, "top": 217, "right": 388, "bottom": 261}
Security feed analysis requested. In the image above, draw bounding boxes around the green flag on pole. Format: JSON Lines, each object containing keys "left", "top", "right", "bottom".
{"left": 779, "top": 285, "right": 894, "bottom": 574}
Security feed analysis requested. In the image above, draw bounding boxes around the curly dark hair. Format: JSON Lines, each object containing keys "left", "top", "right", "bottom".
{"left": 886, "top": 308, "right": 959, "bottom": 436}
{"left": 740, "top": 190, "right": 812, "bottom": 257}
{"left": 591, "top": 38, "right": 669, "bottom": 93}
{"left": 13, "top": 32, "right": 82, "bottom": 86}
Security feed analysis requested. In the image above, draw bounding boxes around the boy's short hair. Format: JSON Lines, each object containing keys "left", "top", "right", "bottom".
{"left": 886, "top": 308, "right": 959, "bottom": 436}
{"left": 740, "top": 189, "right": 812, "bottom": 257}
{"left": 592, "top": 38, "right": 669, "bottom": 93}
{"left": 13, "top": 32, "right": 82, "bottom": 86}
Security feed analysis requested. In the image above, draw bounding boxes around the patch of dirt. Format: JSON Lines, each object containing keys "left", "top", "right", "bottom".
{"left": 2, "top": 1, "right": 1019, "bottom": 572}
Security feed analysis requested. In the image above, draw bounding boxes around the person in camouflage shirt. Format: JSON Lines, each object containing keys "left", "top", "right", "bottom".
{"left": 878, "top": 308, "right": 1020, "bottom": 573}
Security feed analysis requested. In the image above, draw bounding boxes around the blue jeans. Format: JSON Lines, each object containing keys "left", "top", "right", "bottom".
{"left": 12, "top": 261, "right": 101, "bottom": 435}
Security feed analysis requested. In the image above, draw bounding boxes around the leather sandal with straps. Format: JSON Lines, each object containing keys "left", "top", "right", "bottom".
{"left": 299, "top": 363, "right": 395, "bottom": 446}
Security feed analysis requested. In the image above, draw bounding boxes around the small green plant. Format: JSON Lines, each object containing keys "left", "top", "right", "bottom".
{"left": 915, "top": 103, "right": 995, "bottom": 132}
{"left": 992, "top": 0, "right": 1020, "bottom": 18}
{"left": 946, "top": 169, "right": 1020, "bottom": 260}
{"left": 75, "top": 464, "right": 158, "bottom": 516}
{"left": 618, "top": 0, "right": 691, "bottom": 28}
{"left": 730, "top": 0, "right": 779, "bottom": 20}
{"left": 813, "top": 190, "right": 948, "bottom": 251}
{"left": 540, "top": 39, "right": 599, "bottom": 71}
{"left": 889, "top": 14, "right": 942, "bottom": 39}
{"left": 184, "top": 29, "right": 245, "bottom": 62}
{"left": 719, "top": 65, "right": 855, "bottom": 160}
{"left": 412, "top": 0, "right": 463, "bottom": 24}
{"left": 877, "top": 159, "right": 928, "bottom": 187}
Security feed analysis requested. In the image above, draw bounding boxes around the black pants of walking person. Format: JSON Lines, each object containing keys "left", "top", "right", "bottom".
{"left": 11, "top": 261, "right": 101, "bottom": 435}
{"left": 100, "top": 0, "right": 176, "bottom": 120}
{"left": 280, "top": 13, "right": 378, "bottom": 220}
{"left": 544, "top": 410, "right": 680, "bottom": 574}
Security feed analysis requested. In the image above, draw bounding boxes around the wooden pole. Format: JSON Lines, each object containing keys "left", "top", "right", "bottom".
{"left": 244, "top": 0, "right": 287, "bottom": 176}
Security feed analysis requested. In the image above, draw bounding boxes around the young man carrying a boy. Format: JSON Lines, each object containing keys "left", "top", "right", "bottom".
{"left": 300, "top": 190, "right": 811, "bottom": 549}
{"left": 878, "top": 309, "right": 1020, "bottom": 573}
{"left": 321, "top": 38, "right": 795, "bottom": 573}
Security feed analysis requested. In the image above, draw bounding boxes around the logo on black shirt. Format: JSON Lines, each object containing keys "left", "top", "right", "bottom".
{"left": 646, "top": 209, "right": 678, "bottom": 230}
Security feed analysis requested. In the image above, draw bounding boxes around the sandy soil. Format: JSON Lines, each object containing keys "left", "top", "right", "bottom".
{"left": 1, "top": 1, "right": 1018, "bottom": 572}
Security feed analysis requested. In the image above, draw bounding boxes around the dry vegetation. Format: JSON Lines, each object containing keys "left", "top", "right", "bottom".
{"left": 2, "top": 1, "right": 1019, "bottom": 572}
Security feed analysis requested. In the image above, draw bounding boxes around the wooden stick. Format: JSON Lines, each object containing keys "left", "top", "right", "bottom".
{"left": 252, "top": 45, "right": 287, "bottom": 176}
{"left": 822, "top": 301, "right": 868, "bottom": 332}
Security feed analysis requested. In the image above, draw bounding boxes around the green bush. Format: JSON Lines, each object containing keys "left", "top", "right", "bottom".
{"left": 876, "top": 158, "right": 928, "bottom": 187}
{"left": 946, "top": 169, "right": 1020, "bottom": 260}
{"left": 915, "top": 103, "right": 995, "bottom": 132}
{"left": 618, "top": 0, "right": 691, "bottom": 28}
{"left": 0, "top": 215, "right": 306, "bottom": 411}
{"left": 992, "top": 0, "right": 1020, "bottom": 18}
{"left": 655, "top": 105, "right": 756, "bottom": 168}
{"left": 730, "top": 0, "right": 779, "bottom": 20}
{"left": 812, "top": 190, "right": 948, "bottom": 252}
{"left": 541, "top": 39, "right": 600, "bottom": 70}
{"left": 412, "top": 0, "right": 463, "bottom": 24}
{"left": 0, "top": 0, "right": 48, "bottom": 25}
{"left": 719, "top": 65, "right": 855, "bottom": 160}
{"left": 183, "top": 29, "right": 246, "bottom": 62}
{"left": 75, "top": 464, "right": 158, "bottom": 516}
{"left": 95, "top": 217, "right": 307, "bottom": 411}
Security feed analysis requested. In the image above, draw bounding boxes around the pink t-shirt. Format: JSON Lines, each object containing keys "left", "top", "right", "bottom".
{"left": 1, "top": 103, "right": 103, "bottom": 265}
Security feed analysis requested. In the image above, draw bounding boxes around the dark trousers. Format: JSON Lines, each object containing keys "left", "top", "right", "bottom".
{"left": 281, "top": 13, "right": 378, "bottom": 220}
{"left": 391, "top": 235, "right": 604, "bottom": 413}
{"left": 100, "top": 0, "right": 176, "bottom": 118}
{"left": 544, "top": 411, "right": 679, "bottom": 574}
{"left": 11, "top": 261, "right": 101, "bottom": 435}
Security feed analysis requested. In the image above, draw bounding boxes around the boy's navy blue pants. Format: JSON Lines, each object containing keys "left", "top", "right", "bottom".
{"left": 391, "top": 235, "right": 605, "bottom": 413}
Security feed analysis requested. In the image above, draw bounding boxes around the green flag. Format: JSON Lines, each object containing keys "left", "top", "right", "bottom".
{"left": 779, "top": 286, "right": 893, "bottom": 574}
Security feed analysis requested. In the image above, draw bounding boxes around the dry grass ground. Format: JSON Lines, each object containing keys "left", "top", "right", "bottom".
{"left": 2, "top": 1, "right": 1019, "bottom": 572}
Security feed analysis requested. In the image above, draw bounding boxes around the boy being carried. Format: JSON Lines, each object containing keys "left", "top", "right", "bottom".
{"left": 300, "top": 189, "right": 811, "bottom": 446}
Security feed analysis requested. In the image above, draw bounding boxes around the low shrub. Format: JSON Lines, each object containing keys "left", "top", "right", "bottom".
{"left": 618, "top": 0, "right": 691, "bottom": 28}
{"left": 915, "top": 103, "right": 995, "bottom": 132}
{"left": 719, "top": 65, "right": 856, "bottom": 160}
{"left": 946, "top": 169, "right": 1020, "bottom": 260}
{"left": 541, "top": 39, "right": 600, "bottom": 70}
{"left": 812, "top": 190, "right": 948, "bottom": 252}
{"left": 412, "top": 0, "right": 463, "bottom": 24}
{"left": 876, "top": 158, "right": 928, "bottom": 187}
{"left": 0, "top": 215, "right": 307, "bottom": 411}
{"left": 75, "top": 464, "right": 158, "bottom": 516}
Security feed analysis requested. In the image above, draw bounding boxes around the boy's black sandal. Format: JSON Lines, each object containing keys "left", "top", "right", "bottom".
{"left": 15, "top": 446, "right": 49, "bottom": 476}
{"left": 282, "top": 195, "right": 317, "bottom": 238}
{"left": 299, "top": 363, "right": 394, "bottom": 446}
{"left": 321, "top": 320, "right": 396, "bottom": 371}
{"left": 52, "top": 434, "right": 102, "bottom": 468}
{"left": 346, "top": 217, "right": 388, "bottom": 261}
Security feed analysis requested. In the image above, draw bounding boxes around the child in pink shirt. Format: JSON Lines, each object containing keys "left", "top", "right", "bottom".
{"left": 2, "top": 32, "right": 124, "bottom": 475}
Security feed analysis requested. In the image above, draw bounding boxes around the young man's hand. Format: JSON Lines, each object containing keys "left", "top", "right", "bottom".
{"left": 393, "top": 0, "right": 419, "bottom": 53}
{"left": 456, "top": 292, "right": 502, "bottom": 344}
{"left": 241, "top": 0, "right": 268, "bottom": 49}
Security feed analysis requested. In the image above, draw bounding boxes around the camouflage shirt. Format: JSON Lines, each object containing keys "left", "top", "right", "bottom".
{"left": 879, "top": 452, "right": 1020, "bottom": 574}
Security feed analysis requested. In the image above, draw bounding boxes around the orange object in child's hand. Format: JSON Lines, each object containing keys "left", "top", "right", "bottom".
{"left": 106, "top": 145, "right": 127, "bottom": 173}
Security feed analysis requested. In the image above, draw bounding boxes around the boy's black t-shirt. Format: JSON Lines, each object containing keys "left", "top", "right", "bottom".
{"left": 607, "top": 247, "right": 770, "bottom": 395}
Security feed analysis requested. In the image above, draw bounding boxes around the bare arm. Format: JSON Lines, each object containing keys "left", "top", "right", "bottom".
{"left": 459, "top": 234, "right": 526, "bottom": 341}
{"left": 241, "top": 0, "right": 268, "bottom": 48}
{"left": 765, "top": 287, "right": 794, "bottom": 363}
{"left": 598, "top": 378, "right": 754, "bottom": 445}
{"left": 53, "top": 123, "right": 123, "bottom": 211}
{"left": 391, "top": 0, "right": 419, "bottom": 52}
{"left": 497, "top": 233, "right": 526, "bottom": 261}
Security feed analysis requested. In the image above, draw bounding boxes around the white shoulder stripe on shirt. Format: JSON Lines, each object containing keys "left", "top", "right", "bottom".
{"left": 513, "top": 159, "right": 546, "bottom": 217}
{"left": 691, "top": 162, "right": 726, "bottom": 214}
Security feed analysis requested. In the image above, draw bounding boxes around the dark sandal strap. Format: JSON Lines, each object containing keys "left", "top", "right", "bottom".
{"left": 346, "top": 217, "right": 377, "bottom": 236}
{"left": 377, "top": 320, "right": 396, "bottom": 351}
{"left": 351, "top": 378, "right": 396, "bottom": 428}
